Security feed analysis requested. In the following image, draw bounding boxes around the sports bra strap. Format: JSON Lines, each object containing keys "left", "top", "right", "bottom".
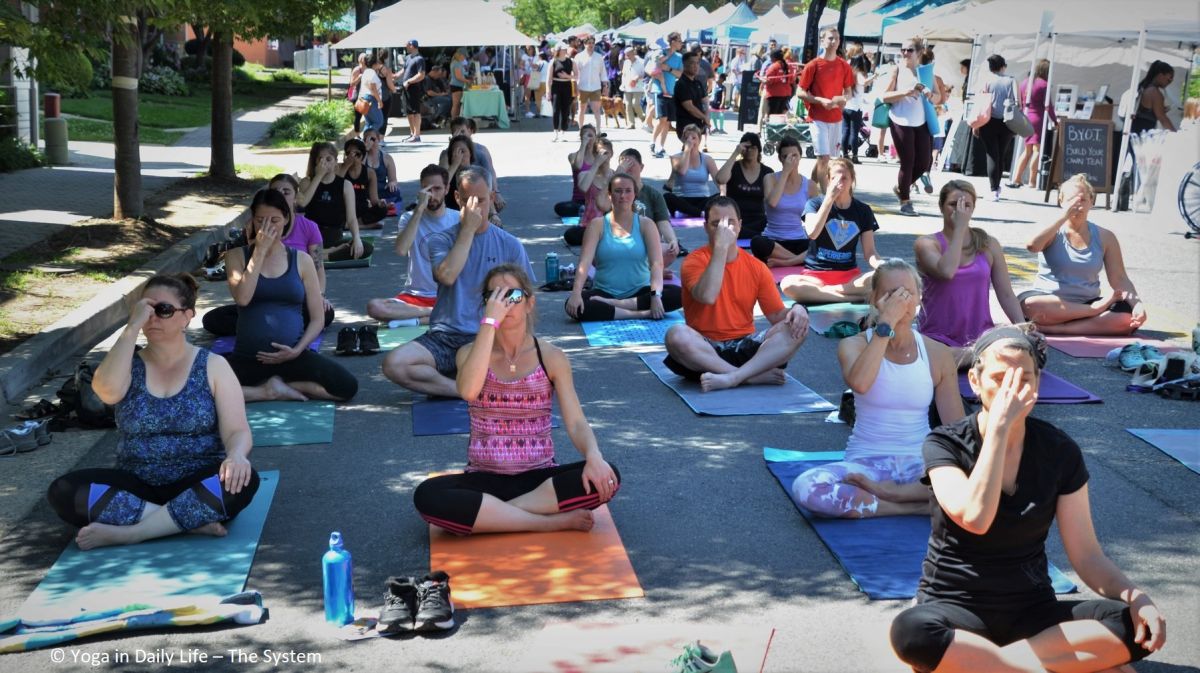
{"left": 532, "top": 337, "right": 555, "bottom": 389}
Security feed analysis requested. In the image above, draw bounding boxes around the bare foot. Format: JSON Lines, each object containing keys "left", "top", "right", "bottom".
{"left": 746, "top": 369, "right": 788, "bottom": 386}
{"left": 552, "top": 509, "right": 595, "bottom": 532}
{"left": 188, "top": 522, "right": 228, "bottom": 537}
{"left": 700, "top": 371, "right": 739, "bottom": 392}
{"left": 266, "top": 376, "right": 307, "bottom": 401}
{"left": 76, "top": 523, "right": 137, "bottom": 551}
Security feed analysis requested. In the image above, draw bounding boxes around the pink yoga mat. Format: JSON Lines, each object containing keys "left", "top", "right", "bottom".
{"left": 1046, "top": 335, "right": 1184, "bottom": 358}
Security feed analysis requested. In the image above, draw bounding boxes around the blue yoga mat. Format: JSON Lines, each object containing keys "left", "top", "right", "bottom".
{"left": 246, "top": 401, "right": 335, "bottom": 446}
{"left": 640, "top": 353, "right": 836, "bottom": 416}
{"left": 1127, "top": 429, "right": 1200, "bottom": 474}
{"left": 763, "top": 449, "right": 1076, "bottom": 600}
{"left": 19, "top": 471, "right": 281, "bottom": 621}
{"left": 580, "top": 312, "right": 685, "bottom": 347}
{"left": 412, "top": 398, "right": 561, "bottom": 436}
{"left": 562, "top": 216, "right": 580, "bottom": 226}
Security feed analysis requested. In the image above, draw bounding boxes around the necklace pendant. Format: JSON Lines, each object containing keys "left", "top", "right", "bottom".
{"left": 509, "top": 364, "right": 517, "bottom": 374}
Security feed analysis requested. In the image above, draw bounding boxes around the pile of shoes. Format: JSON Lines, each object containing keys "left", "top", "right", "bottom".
{"left": 335, "top": 326, "right": 380, "bottom": 356}
{"left": 200, "top": 228, "right": 249, "bottom": 282}
{"left": 670, "top": 640, "right": 738, "bottom": 673}
{"left": 377, "top": 571, "right": 455, "bottom": 635}
{"left": 1109, "top": 344, "right": 1200, "bottom": 399}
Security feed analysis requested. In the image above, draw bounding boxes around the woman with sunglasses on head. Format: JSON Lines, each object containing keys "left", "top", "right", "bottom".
{"left": 891, "top": 323, "right": 1165, "bottom": 673}
{"left": 566, "top": 173, "right": 683, "bottom": 322}
{"left": 297, "top": 142, "right": 369, "bottom": 263}
{"left": 414, "top": 264, "right": 620, "bottom": 535}
{"left": 337, "top": 138, "right": 388, "bottom": 231}
{"left": 223, "top": 189, "right": 358, "bottom": 403}
{"left": 362, "top": 128, "right": 401, "bottom": 208}
{"left": 716, "top": 132, "right": 774, "bottom": 240}
{"left": 47, "top": 273, "right": 259, "bottom": 550}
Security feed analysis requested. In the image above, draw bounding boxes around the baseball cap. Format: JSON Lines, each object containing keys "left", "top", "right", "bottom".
{"left": 406, "top": 39, "right": 419, "bottom": 47}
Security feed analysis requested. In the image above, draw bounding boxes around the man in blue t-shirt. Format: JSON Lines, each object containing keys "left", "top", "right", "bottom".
{"left": 382, "top": 167, "right": 534, "bottom": 397}
{"left": 650, "top": 32, "right": 684, "bottom": 159}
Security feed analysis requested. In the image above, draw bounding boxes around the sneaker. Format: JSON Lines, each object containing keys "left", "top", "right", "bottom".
{"left": 670, "top": 641, "right": 738, "bottom": 673}
{"left": 335, "top": 326, "right": 360, "bottom": 356}
{"left": 653, "top": 149, "right": 666, "bottom": 159}
{"left": 358, "top": 325, "right": 380, "bottom": 355}
{"left": 525, "top": 111, "right": 535, "bottom": 118}
{"left": 1139, "top": 345, "right": 1166, "bottom": 366}
{"left": 1114, "top": 343, "right": 1147, "bottom": 372}
{"left": 649, "top": 143, "right": 657, "bottom": 155}
{"left": 378, "top": 576, "right": 417, "bottom": 634}
{"left": 898, "top": 202, "right": 918, "bottom": 217}
{"left": 920, "top": 174, "right": 933, "bottom": 194}
{"left": 414, "top": 571, "right": 454, "bottom": 631}
{"left": 991, "top": 190, "right": 1002, "bottom": 202}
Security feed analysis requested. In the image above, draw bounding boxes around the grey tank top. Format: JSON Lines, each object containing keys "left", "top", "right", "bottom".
{"left": 1033, "top": 222, "right": 1104, "bottom": 304}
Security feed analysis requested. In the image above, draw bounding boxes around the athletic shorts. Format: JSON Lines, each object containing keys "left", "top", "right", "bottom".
{"left": 787, "top": 267, "right": 862, "bottom": 286}
{"left": 663, "top": 329, "right": 782, "bottom": 381}
{"left": 578, "top": 89, "right": 602, "bottom": 104}
{"left": 656, "top": 95, "right": 677, "bottom": 122}
{"left": 413, "top": 329, "right": 475, "bottom": 378}
{"left": 810, "top": 119, "right": 843, "bottom": 157}
{"left": 404, "top": 85, "right": 423, "bottom": 113}
{"left": 393, "top": 293, "right": 438, "bottom": 308}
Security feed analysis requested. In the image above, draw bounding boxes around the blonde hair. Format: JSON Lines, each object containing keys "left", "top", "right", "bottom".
{"left": 866, "top": 258, "right": 921, "bottom": 327}
{"left": 828, "top": 157, "right": 857, "bottom": 193}
{"left": 482, "top": 264, "right": 537, "bottom": 332}
{"left": 938, "top": 180, "right": 989, "bottom": 255}
{"left": 1034, "top": 59, "right": 1050, "bottom": 81}
{"left": 1059, "top": 173, "right": 1096, "bottom": 205}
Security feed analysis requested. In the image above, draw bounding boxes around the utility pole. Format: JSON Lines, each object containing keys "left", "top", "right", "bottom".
{"left": 669, "top": 0, "right": 674, "bottom": 18}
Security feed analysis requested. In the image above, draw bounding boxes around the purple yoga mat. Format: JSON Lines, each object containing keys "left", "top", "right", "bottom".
{"left": 957, "top": 371, "right": 1101, "bottom": 404}
{"left": 669, "top": 217, "right": 705, "bottom": 229}
{"left": 211, "top": 334, "right": 324, "bottom": 356}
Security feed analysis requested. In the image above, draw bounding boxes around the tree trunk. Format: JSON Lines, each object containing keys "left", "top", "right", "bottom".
{"left": 209, "top": 30, "right": 235, "bottom": 180}
{"left": 355, "top": 0, "right": 371, "bottom": 30}
{"left": 112, "top": 15, "right": 142, "bottom": 219}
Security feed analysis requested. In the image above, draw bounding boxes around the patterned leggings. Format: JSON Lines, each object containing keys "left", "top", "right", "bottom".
{"left": 47, "top": 467, "right": 260, "bottom": 532}
{"left": 791, "top": 455, "right": 924, "bottom": 518}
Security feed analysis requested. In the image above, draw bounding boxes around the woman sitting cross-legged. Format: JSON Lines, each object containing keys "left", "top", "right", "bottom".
{"left": 46, "top": 274, "right": 259, "bottom": 550}
{"left": 565, "top": 172, "right": 683, "bottom": 322}
{"left": 223, "top": 188, "right": 358, "bottom": 402}
{"left": 337, "top": 137, "right": 389, "bottom": 231}
{"left": 1019, "top": 174, "right": 1146, "bottom": 336}
{"left": 297, "top": 142, "right": 371, "bottom": 263}
{"left": 663, "top": 124, "right": 720, "bottom": 217}
{"left": 751, "top": 135, "right": 820, "bottom": 267}
{"left": 577, "top": 136, "right": 616, "bottom": 225}
{"left": 890, "top": 323, "right": 1165, "bottom": 672}
{"left": 792, "top": 259, "right": 963, "bottom": 518}
{"left": 780, "top": 158, "right": 883, "bottom": 305}
{"left": 414, "top": 265, "right": 620, "bottom": 535}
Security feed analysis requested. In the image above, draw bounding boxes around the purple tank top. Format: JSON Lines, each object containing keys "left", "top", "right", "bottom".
{"left": 918, "top": 232, "right": 994, "bottom": 348}
{"left": 571, "top": 161, "right": 592, "bottom": 203}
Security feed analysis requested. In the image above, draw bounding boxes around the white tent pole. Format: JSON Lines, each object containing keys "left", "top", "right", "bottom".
{"left": 1036, "top": 31, "right": 1057, "bottom": 191}
{"left": 1112, "top": 24, "right": 1147, "bottom": 211}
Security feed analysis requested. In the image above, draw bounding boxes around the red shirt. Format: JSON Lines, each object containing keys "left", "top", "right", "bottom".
{"left": 762, "top": 61, "right": 796, "bottom": 99}
{"left": 798, "top": 57, "right": 854, "bottom": 123}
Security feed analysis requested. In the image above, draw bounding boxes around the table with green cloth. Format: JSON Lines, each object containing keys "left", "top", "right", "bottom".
{"left": 461, "top": 88, "right": 510, "bottom": 129}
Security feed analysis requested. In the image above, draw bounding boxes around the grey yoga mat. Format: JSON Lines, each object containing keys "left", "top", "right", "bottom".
{"left": 639, "top": 352, "right": 836, "bottom": 416}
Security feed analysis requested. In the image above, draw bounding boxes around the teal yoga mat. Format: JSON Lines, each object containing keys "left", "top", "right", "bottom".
{"left": 763, "top": 449, "right": 1076, "bottom": 600}
{"left": 806, "top": 302, "right": 870, "bottom": 336}
{"left": 247, "top": 401, "right": 335, "bottom": 446}
{"left": 580, "top": 312, "right": 685, "bottom": 347}
{"left": 325, "top": 236, "right": 377, "bottom": 269}
{"left": 376, "top": 325, "right": 427, "bottom": 350}
{"left": 18, "top": 471, "right": 280, "bottom": 621}
{"left": 1127, "top": 429, "right": 1200, "bottom": 474}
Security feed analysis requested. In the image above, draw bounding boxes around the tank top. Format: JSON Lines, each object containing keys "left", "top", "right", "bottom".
{"left": 582, "top": 181, "right": 605, "bottom": 224}
{"left": 234, "top": 246, "right": 306, "bottom": 357}
{"left": 305, "top": 176, "right": 347, "bottom": 243}
{"left": 728, "top": 162, "right": 773, "bottom": 237}
{"left": 889, "top": 66, "right": 926, "bottom": 127}
{"left": 367, "top": 151, "right": 390, "bottom": 197}
{"left": 845, "top": 331, "right": 934, "bottom": 461}
{"left": 593, "top": 213, "right": 649, "bottom": 298}
{"left": 571, "top": 160, "right": 592, "bottom": 203}
{"left": 763, "top": 175, "right": 811, "bottom": 241}
{"left": 918, "top": 232, "right": 994, "bottom": 348}
{"left": 1033, "top": 222, "right": 1104, "bottom": 304}
{"left": 115, "top": 349, "right": 224, "bottom": 485}
{"left": 675, "top": 154, "right": 713, "bottom": 198}
{"left": 467, "top": 339, "right": 556, "bottom": 475}
{"left": 346, "top": 164, "right": 372, "bottom": 210}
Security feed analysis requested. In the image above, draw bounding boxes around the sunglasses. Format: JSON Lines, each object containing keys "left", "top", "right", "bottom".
{"left": 153, "top": 302, "right": 184, "bottom": 319}
{"left": 900, "top": 48, "right": 916, "bottom": 54}
{"left": 482, "top": 288, "right": 526, "bottom": 306}
{"left": 347, "top": 151, "right": 363, "bottom": 158}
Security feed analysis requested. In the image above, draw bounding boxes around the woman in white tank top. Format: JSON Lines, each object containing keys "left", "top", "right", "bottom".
{"left": 792, "top": 259, "right": 964, "bottom": 518}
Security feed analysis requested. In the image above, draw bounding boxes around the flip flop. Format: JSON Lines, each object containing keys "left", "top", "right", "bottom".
{"left": 14, "top": 398, "right": 60, "bottom": 421}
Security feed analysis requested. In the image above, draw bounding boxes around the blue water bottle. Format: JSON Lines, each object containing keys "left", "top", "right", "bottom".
{"left": 322, "top": 531, "right": 354, "bottom": 625}
{"left": 544, "top": 252, "right": 559, "bottom": 285}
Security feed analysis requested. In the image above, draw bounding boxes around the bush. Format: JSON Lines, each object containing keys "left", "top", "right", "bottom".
{"left": 0, "top": 136, "right": 44, "bottom": 173}
{"left": 140, "top": 65, "right": 190, "bottom": 96}
{"left": 270, "top": 69, "right": 308, "bottom": 84}
{"left": 267, "top": 99, "right": 352, "bottom": 145}
{"left": 91, "top": 59, "right": 112, "bottom": 90}
{"left": 44, "top": 51, "right": 94, "bottom": 99}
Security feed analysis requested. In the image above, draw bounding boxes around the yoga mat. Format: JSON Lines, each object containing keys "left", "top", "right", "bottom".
{"left": 669, "top": 216, "right": 705, "bottom": 228}
{"left": 737, "top": 238, "right": 752, "bottom": 248}
{"left": 580, "top": 312, "right": 685, "bottom": 347}
{"left": 958, "top": 371, "right": 1101, "bottom": 404}
{"left": 412, "top": 398, "right": 560, "bottom": 436}
{"left": 516, "top": 622, "right": 775, "bottom": 673}
{"left": 763, "top": 449, "right": 1076, "bottom": 599}
{"left": 325, "top": 236, "right": 377, "bottom": 269}
{"left": 18, "top": 471, "right": 281, "bottom": 621}
{"left": 211, "top": 334, "right": 323, "bottom": 356}
{"left": 375, "top": 325, "right": 427, "bottom": 350}
{"left": 428, "top": 504, "right": 643, "bottom": 609}
{"left": 246, "top": 401, "right": 335, "bottom": 446}
{"left": 1046, "top": 335, "right": 1183, "bottom": 359}
{"left": 807, "top": 302, "right": 871, "bottom": 336}
{"left": 640, "top": 353, "right": 836, "bottom": 416}
{"left": 1127, "top": 428, "right": 1200, "bottom": 474}
{"left": 769, "top": 265, "right": 805, "bottom": 283}
{"left": 562, "top": 216, "right": 580, "bottom": 226}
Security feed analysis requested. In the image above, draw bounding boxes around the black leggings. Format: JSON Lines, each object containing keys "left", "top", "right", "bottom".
{"left": 324, "top": 238, "right": 376, "bottom": 263}
{"left": 413, "top": 461, "right": 621, "bottom": 535}
{"left": 766, "top": 96, "right": 790, "bottom": 115}
{"left": 890, "top": 597, "right": 1148, "bottom": 673}
{"left": 977, "top": 117, "right": 1014, "bottom": 192}
{"left": 224, "top": 349, "right": 358, "bottom": 401}
{"left": 202, "top": 303, "right": 335, "bottom": 337}
{"left": 555, "top": 200, "right": 584, "bottom": 218}
{"left": 379, "top": 95, "right": 392, "bottom": 135}
{"left": 663, "top": 192, "right": 707, "bottom": 218}
{"left": 552, "top": 84, "right": 574, "bottom": 132}
{"left": 566, "top": 285, "right": 684, "bottom": 322}
{"left": 359, "top": 201, "right": 389, "bottom": 225}
{"left": 47, "top": 466, "right": 260, "bottom": 532}
{"left": 890, "top": 120, "right": 933, "bottom": 201}
{"left": 750, "top": 236, "right": 808, "bottom": 263}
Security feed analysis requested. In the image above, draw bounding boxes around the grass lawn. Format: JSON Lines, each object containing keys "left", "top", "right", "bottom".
{"left": 59, "top": 117, "right": 184, "bottom": 145}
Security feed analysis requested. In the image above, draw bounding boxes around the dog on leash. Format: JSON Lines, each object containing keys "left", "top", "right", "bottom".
{"left": 600, "top": 96, "right": 627, "bottom": 128}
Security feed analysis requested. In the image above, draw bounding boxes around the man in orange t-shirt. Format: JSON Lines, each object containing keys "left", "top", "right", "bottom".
{"left": 798, "top": 27, "right": 855, "bottom": 190}
{"left": 664, "top": 196, "right": 810, "bottom": 391}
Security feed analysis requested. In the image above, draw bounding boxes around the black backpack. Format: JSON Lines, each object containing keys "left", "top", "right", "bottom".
{"left": 57, "top": 362, "right": 115, "bottom": 428}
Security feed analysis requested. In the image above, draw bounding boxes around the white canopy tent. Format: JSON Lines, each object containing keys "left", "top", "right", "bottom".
{"left": 336, "top": 0, "right": 535, "bottom": 49}
{"left": 552, "top": 23, "right": 600, "bottom": 41}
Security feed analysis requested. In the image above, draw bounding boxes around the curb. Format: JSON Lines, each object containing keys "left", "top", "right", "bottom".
{"left": 0, "top": 207, "right": 251, "bottom": 404}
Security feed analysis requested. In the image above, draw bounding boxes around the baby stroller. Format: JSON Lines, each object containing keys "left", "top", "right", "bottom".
{"left": 761, "top": 99, "right": 814, "bottom": 157}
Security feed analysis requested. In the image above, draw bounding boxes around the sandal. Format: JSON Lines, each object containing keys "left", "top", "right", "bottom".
{"left": 14, "top": 398, "right": 60, "bottom": 421}
{"left": 1156, "top": 379, "right": 1200, "bottom": 401}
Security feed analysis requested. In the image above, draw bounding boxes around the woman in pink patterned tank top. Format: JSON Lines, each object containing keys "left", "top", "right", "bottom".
{"left": 414, "top": 264, "right": 620, "bottom": 535}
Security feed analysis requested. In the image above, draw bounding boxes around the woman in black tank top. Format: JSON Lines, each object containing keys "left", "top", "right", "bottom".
{"left": 297, "top": 142, "right": 371, "bottom": 262}
{"left": 337, "top": 138, "right": 388, "bottom": 229}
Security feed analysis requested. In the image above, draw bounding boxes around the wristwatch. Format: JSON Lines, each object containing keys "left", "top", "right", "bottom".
{"left": 874, "top": 322, "right": 895, "bottom": 339}
{"left": 649, "top": 290, "right": 659, "bottom": 297}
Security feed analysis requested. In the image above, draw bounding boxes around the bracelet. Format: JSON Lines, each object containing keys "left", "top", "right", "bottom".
{"left": 480, "top": 317, "right": 500, "bottom": 329}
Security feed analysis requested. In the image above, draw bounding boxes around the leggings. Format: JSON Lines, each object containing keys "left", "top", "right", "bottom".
{"left": 324, "top": 238, "right": 376, "bottom": 262}
{"left": 552, "top": 85, "right": 574, "bottom": 132}
{"left": 224, "top": 349, "right": 358, "bottom": 401}
{"left": 202, "top": 303, "right": 335, "bottom": 337}
{"left": 413, "top": 461, "right": 622, "bottom": 535}
{"left": 842, "top": 109, "right": 864, "bottom": 156}
{"left": 750, "top": 236, "right": 807, "bottom": 264}
{"left": 567, "top": 285, "right": 684, "bottom": 322}
{"left": 555, "top": 200, "right": 584, "bottom": 218}
{"left": 358, "top": 201, "right": 389, "bottom": 225}
{"left": 791, "top": 455, "right": 924, "bottom": 518}
{"left": 663, "top": 192, "right": 708, "bottom": 217}
{"left": 766, "top": 96, "right": 790, "bottom": 115}
{"left": 977, "top": 117, "right": 1014, "bottom": 192}
{"left": 891, "top": 597, "right": 1147, "bottom": 673}
{"left": 889, "top": 120, "right": 933, "bottom": 201}
{"left": 47, "top": 466, "right": 260, "bottom": 532}
{"left": 379, "top": 95, "right": 392, "bottom": 135}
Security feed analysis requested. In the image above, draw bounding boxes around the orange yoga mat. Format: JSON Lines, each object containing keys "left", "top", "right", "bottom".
{"left": 516, "top": 622, "right": 776, "bottom": 673}
{"left": 428, "top": 505, "right": 643, "bottom": 609}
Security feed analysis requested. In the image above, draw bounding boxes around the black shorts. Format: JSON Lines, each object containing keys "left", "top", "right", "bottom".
{"left": 450, "top": 85, "right": 465, "bottom": 94}
{"left": 1016, "top": 289, "right": 1134, "bottom": 314}
{"left": 656, "top": 95, "right": 676, "bottom": 122}
{"left": 413, "top": 329, "right": 476, "bottom": 378}
{"left": 663, "top": 329, "right": 776, "bottom": 381}
{"left": 404, "top": 85, "right": 423, "bottom": 113}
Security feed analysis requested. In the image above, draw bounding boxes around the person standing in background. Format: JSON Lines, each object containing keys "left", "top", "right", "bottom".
{"left": 400, "top": 40, "right": 426, "bottom": 144}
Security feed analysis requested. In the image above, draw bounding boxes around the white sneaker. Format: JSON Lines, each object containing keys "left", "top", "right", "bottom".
{"left": 524, "top": 112, "right": 535, "bottom": 118}
{"left": 991, "top": 190, "right": 1001, "bottom": 202}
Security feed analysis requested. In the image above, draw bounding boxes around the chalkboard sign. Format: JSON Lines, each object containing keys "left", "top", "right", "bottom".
{"left": 1056, "top": 118, "right": 1114, "bottom": 193}
{"left": 738, "top": 70, "right": 760, "bottom": 131}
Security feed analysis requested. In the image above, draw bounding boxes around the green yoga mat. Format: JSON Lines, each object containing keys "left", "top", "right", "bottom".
{"left": 325, "top": 236, "right": 377, "bottom": 269}
{"left": 18, "top": 471, "right": 280, "bottom": 621}
{"left": 377, "top": 325, "right": 427, "bottom": 350}
{"left": 247, "top": 401, "right": 335, "bottom": 446}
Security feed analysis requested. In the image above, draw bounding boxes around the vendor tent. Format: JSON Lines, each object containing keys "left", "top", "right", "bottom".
{"left": 336, "top": 0, "right": 535, "bottom": 49}
{"left": 844, "top": 0, "right": 957, "bottom": 38}
{"left": 718, "top": 3, "right": 759, "bottom": 29}
{"left": 552, "top": 23, "right": 599, "bottom": 40}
